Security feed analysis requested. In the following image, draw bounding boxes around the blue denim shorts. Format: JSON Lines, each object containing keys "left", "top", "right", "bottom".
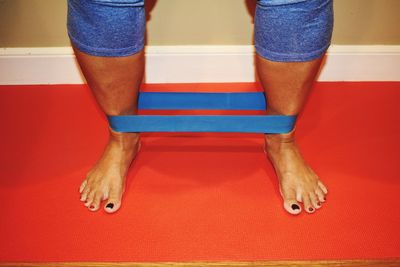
{"left": 67, "top": 0, "right": 333, "bottom": 62}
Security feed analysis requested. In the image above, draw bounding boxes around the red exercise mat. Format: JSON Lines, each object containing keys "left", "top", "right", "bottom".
{"left": 0, "top": 82, "right": 399, "bottom": 262}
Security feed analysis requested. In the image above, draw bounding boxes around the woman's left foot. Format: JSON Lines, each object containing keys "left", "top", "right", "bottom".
{"left": 265, "top": 131, "right": 328, "bottom": 215}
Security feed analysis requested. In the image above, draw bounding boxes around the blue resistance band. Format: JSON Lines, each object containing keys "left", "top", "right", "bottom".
{"left": 108, "top": 115, "right": 296, "bottom": 133}
{"left": 138, "top": 92, "right": 266, "bottom": 110}
{"left": 108, "top": 92, "right": 297, "bottom": 133}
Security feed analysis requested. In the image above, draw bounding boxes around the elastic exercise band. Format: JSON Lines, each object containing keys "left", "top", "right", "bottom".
{"left": 138, "top": 92, "right": 266, "bottom": 110}
{"left": 108, "top": 115, "right": 297, "bottom": 133}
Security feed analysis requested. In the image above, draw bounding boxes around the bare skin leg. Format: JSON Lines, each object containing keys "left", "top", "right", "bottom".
{"left": 256, "top": 55, "right": 328, "bottom": 215}
{"left": 74, "top": 46, "right": 144, "bottom": 213}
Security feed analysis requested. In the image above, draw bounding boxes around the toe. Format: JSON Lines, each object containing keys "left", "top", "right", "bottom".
{"left": 296, "top": 189, "right": 303, "bottom": 203}
{"left": 80, "top": 186, "right": 90, "bottom": 202}
{"left": 302, "top": 194, "right": 315, "bottom": 214}
{"left": 309, "top": 192, "right": 321, "bottom": 209}
{"left": 284, "top": 202, "right": 302, "bottom": 215}
{"left": 84, "top": 190, "right": 95, "bottom": 208}
{"left": 315, "top": 187, "right": 326, "bottom": 203}
{"left": 318, "top": 180, "right": 328, "bottom": 195}
{"left": 88, "top": 192, "right": 102, "bottom": 212}
{"left": 79, "top": 180, "right": 87, "bottom": 193}
{"left": 281, "top": 187, "right": 302, "bottom": 215}
{"left": 104, "top": 187, "right": 122, "bottom": 214}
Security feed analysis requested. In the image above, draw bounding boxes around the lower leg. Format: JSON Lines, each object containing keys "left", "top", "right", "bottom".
{"left": 74, "top": 47, "right": 144, "bottom": 213}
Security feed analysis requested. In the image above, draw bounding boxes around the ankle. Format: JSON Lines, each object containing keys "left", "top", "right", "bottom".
{"left": 109, "top": 129, "right": 140, "bottom": 150}
{"left": 265, "top": 128, "right": 296, "bottom": 151}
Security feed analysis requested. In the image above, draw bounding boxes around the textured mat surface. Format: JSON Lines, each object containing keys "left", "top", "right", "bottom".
{"left": 0, "top": 82, "right": 399, "bottom": 262}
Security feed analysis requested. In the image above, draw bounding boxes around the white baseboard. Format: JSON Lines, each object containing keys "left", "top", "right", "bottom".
{"left": 0, "top": 45, "right": 399, "bottom": 85}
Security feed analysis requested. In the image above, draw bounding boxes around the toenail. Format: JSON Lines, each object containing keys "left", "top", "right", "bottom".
{"left": 291, "top": 204, "right": 300, "bottom": 210}
{"left": 309, "top": 207, "right": 314, "bottom": 212}
{"left": 106, "top": 203, "right": 114, "bottom": 209}
{"left": 317, "top": 202, "right": 321, "bottom": 206}
{"left": 90, "top": 205, "right": 95, "bottom": 209}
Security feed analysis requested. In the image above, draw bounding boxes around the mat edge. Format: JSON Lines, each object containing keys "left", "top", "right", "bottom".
{"left": 1, "top": 259, "right": 400, "bottom": 267}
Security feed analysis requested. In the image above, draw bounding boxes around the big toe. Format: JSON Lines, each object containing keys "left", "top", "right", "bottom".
{"left": 104, "top": 187, "right": 123, "bottom": 214}
{"left": 284, "top": 200, "right": 302, "bottom": 215}
{"left": 104, "top": 201, "right": 121, "bottom": 214}
{"left": 281, "top": 188, "right": 302, "bottom": 215}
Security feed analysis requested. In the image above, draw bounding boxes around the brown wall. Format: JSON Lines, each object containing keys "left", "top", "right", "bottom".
{"left": 0, "top": 0, "right": 399, "bottom": 47}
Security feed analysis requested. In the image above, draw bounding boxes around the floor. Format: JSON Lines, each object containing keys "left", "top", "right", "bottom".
{"left": 0, "top": 82, "right": 399, "bottom": 263}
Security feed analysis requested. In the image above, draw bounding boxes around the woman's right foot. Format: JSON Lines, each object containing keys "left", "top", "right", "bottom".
{"left": 79, "top": 130, "right": 140, "bottom": 213}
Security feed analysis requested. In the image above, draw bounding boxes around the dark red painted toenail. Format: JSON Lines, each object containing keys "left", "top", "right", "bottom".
{"left": 106, "top": 203, "right": 114, "bottom": 209}
{"left": 309, "top": 207, "right": 314, "bottom": 212}
{"left": 291, "top": 204, "right": 300, "bottom": 210}
{"left": 317, "top": 202, "right": 321, "bottom": 206}
{"left": 90, "top": 205, "right": 95, "bottom": 209}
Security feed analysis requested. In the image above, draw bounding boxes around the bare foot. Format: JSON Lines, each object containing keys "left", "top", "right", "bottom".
{"left": 79, "top": 130, "right": 140, "bottom": 213}
{"left": 265, "top": 130, "right": 328, "bottom": 215}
